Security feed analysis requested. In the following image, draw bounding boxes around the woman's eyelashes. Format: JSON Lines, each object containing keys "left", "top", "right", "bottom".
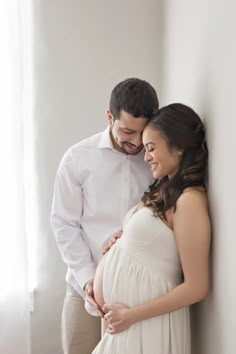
{"left": 145, "top": 146, "right": 154, "bottom": 153}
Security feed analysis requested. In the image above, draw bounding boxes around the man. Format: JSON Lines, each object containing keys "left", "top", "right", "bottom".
{"left": 51, "top": 78, "right": 159, "bottom": 354}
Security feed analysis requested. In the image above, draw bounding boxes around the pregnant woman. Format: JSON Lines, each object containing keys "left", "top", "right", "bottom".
{"left": 91, "top": 103, "right": 211, "bottom": 354}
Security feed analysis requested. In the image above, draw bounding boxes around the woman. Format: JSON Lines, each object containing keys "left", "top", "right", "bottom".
{"left": 92, "top": 103, "right": 211, "bottom": 354}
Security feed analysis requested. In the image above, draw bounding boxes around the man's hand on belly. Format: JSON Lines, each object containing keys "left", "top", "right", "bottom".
{"left": 103, "top": 230, "right": 123, "bottom": 255}
{"left": 85, "top": 279, "right": 104, "bottom": 317}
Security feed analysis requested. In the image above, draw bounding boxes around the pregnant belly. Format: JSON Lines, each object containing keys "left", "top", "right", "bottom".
{"left": 93, "top": 253, "right": 107, "bottom": 309}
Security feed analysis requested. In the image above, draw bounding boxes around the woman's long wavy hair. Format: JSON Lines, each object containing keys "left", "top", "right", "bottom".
{"left": 142, "top": 103, "right": 208, "bottom": 219}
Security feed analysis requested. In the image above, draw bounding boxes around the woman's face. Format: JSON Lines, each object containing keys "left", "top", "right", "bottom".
{"left": 142, "top": 125, "right": 182, "bottom": 179}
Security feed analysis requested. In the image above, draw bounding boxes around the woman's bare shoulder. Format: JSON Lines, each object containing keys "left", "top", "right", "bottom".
{"left": 176, "top": 187, "right": 209, "bottom": 212}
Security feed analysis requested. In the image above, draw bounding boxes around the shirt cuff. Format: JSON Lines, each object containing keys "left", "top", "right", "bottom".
{"left": 73, "top": 262, "right": 96, "bottom": 291}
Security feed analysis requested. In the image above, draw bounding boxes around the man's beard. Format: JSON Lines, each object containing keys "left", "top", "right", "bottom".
{"left": 119, "top": 141, "right": 143, "bottom": 155}
{"left": 109, "top": 126, "right": 143, "bottom": 155}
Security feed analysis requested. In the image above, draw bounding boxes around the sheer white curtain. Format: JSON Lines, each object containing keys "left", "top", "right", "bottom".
{"left": 0, "top": 1, "right": 31, "bottom": 353}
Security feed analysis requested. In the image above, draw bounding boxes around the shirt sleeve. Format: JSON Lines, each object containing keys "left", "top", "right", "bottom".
{"left": 50, "top": 149, "right": 96, "bottom": 290}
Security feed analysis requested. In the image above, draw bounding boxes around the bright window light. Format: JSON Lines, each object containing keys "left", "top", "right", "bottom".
{"left": 0, "top": 0, "right": 37, "bottom": 300}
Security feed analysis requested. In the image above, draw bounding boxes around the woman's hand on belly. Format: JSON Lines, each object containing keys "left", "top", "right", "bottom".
{"left": 103, "top": 303, "right": 134, "bottom": 334}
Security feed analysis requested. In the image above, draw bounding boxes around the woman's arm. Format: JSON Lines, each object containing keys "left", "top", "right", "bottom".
{"left": 104, "top": 190, "right": 211, "bottom": 334}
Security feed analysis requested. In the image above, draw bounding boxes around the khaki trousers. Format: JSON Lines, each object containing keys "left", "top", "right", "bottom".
{"left": 61, "top": 283, "right": 101, "bottom": 354}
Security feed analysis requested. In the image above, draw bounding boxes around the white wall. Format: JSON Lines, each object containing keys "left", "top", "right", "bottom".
{"left": 162, "top": 1, "right": 236, "bottom": 353}
{"left": 31, "top": 1, "right": 162, "bottom": 353}
{"left": 30, "top": 1, "right": 236, "bottom": 353}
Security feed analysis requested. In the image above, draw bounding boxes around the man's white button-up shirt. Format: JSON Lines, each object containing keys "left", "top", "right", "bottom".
{"left": 51, "top": 127, "right": 153, "bottom": 297}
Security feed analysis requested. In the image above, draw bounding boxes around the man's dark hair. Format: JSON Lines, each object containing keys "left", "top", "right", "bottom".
{"left": 109, "top": 78, "right": 159, "bottom": 120}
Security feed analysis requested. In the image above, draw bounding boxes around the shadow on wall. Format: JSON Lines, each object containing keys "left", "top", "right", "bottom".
{"left": 191, "top": 238, "right": 222, "bottom": 354}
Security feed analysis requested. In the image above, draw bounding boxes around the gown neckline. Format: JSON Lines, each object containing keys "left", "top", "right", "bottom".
{"left": 129, "top": 205, "right": 174, "bottom": 234}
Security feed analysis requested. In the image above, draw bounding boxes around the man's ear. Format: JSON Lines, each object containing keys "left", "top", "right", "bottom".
{"left": 107, "top": 109, "right": 113, "bottom": 127}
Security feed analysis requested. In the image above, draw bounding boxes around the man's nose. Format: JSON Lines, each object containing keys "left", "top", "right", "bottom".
{"left": 131, "top": 134, "right": 142, "bottom": 146}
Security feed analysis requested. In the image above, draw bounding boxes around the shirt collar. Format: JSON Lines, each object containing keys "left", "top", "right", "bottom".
{"left": 98, "top": 127, "right": 114, "bottom": 150}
